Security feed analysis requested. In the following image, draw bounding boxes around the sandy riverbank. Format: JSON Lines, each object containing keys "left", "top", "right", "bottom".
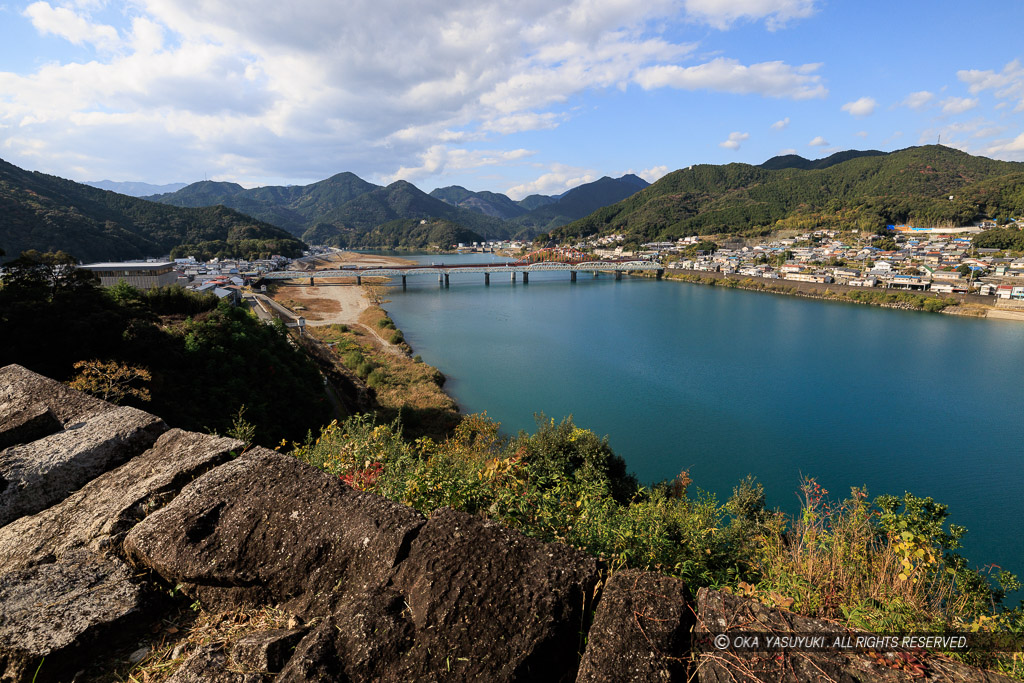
{"left": 271, "top": 250, "right": 414, "bottom": 327}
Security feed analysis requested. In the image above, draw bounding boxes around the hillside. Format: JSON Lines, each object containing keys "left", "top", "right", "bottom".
{"left": 555, "top": 146, "right": 1024, "bottom": 242}
{"left": 85, "top": 180, "right": 189, "bottom": 196}
{"left": 149, "top": 172, "right": 381, "bottom": 236}
{"left": 0, "top": 158, "right": 305, "bottom": 263}
{"left": 308, "top": 180, "right": 510, "bottom": 245}
{"left": 429, "top": 186, "right": 528, "bottom": 219}
{"left": 511, "top": 174, "right": 649, "bottom": 234}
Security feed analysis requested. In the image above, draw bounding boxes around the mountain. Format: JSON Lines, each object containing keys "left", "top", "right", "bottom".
{"left": 0, "top": 158, "right": 305, "bottom": 263}
{"left": 148, "top": 172, "right": 380, "bottom": 237}
{"left": 554, "top": 146, "right": 1024, "bottom": 243}
{"left": 85, "top": 180, "right": 189, "bottom": 196}
{"left": 309, "top": 180, "right": 510, "bottom": 247}
{"left": 429, "top": 186, "right": 528, "bottom": 220}
{"left": 511, "top": 174, "right": 650, "bottom": 234}
{"left": 517, "top": 194, "right": 557, "bottom": 211}
{"left": 759, "top": 149, "right": 887, "bottom": 171}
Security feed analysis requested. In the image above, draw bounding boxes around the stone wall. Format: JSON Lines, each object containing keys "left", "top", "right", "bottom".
{"left": 0, "top": 364, "right": 1012, "bottom": 682}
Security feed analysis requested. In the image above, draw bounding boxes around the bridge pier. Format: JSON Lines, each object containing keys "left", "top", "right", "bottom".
{"left": 656, "top": 269, "right": 664, "bottom": 280}
{"left": 356, "top": 275, "right": 361, "bottom": 286}
{"left": 615, "top": 271, "right": 622, "bottom": 281}
{"left": 593, "top": 271, "right": 598, "bottom": 278}
{"left": 444, "top": 273, "right": 450, "bottom": 288}
{"left": 484, "top": 273, "right": 490, "bottom": 286}
{"left": 522, "top": 272, "right": 528, "bottom": 284}
{"left": 309, "top": 277, "right": 315, "bottom": 286}
{"left": 570, "top": 271, "right": 576, "bottom": 282}
{"left": 511, "top": 272, "right": 516, "bottom": 283}
{"left": 402, "top": 275, "right": 407, "bottom": 290}
{"left": 439, "top": 273, "right": 444, "bottom": 286}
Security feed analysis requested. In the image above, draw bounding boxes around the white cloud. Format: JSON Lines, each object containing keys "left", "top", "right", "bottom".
{"left": 985, "top": 132, "right": 1024, "bottom": 159}
{"left": 778, "top": 148, "right": 797, "bottom": 155}
{"left": 23, "top": 1, "right": 119, "bottom": 50}
{"left": 808, "top": 136, "right": 828, "bottom": 147}
{"left": 682, "top": 0, "right": 818, "bottom": 30}
{"left": 958, "top": 59, "right": 1024, "bottom": 111}
{"left": 854, "top": 131, "right": 868, "bottom": 138}
{"left": 719, "top": 131, "right": 750, "bottom": 150}
{"left": 634, "top": 57, "right": 827, "bottom": 99}
{"left": 841, "top": 96, "right": 876, "bottom": 118}
{"left": 940, "top": 97, "right": 979, "bottom": 115}
{"left": 771, "top": 117, "right": 790, "bottom": 130}
{"left": 901, "top": 90, "right": 934, "bottom": 110}
{"left": 636, "top": 165, "right": 669, "bottom": 183}
{"left": 387, "top": 146, "right": 535, "bottom": 184}
{"left": 506, "top": 164, "right": 598, "bottom": 199}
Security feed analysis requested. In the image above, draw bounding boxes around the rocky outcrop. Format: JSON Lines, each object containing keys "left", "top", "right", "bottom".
{"left": 0, "top": 405, "right": 167, "bottom": 527}
{"left": 576, "top": 569, "right": 692, "bottom": 682}
{"left": 0, "top": 550, "right": 147, "bottom": 683}
{"left": 0, "top": 364, "right": 1015, "bottom": 682}
{"left": 0, "top": 429, "right": 241, "bottom": 573}
{"left": 123, "top": 449, "right": 426, "bottom": 616}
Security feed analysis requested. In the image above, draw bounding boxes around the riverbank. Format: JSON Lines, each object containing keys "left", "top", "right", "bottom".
{"left": 266, "top": 250, "right": 460, "bottom": 438}
{"left": 653, "top": 267, "right": 1023, "bottom": 319}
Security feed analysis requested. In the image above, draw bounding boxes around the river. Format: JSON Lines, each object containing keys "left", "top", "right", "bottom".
{"left": 379, "top": 251, "right": 1024, "bottom": 580}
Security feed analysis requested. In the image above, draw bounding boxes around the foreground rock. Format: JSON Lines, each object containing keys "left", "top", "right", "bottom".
{"left": 695, "top": 588, "right": 1014, "bottom": 683}
{"left": 0, "top": 550, "right": 148, "bottom": 683}
{"left": 576, "top": 569, "right": 692, "bottom": 682}
{"left": 0, "top": 429, "right": 242, "bottom": 573}
{"left": 0, "top": 405, "right": 167, "bottom": 527}
{"left": 124, "top": 449, "right": 426, "bottom": 616}
{"left": 279, "top": 509, "right": 602, "bottom": 682}
{"left": 0, "top": 364, "right": 110, "bottom": 437}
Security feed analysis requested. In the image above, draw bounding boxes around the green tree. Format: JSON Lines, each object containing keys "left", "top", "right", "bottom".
{"left": 0, "top": 250, "right": 97, "bottom": 299}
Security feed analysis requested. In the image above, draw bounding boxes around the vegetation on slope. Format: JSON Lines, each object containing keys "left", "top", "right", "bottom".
{"left": 0, "top": 251, "right": 330, "bottom": 444}
{"left": 0, "top": 158, "right": 305, "bottom": 263}
{"left": 292, "top": 412, "right": 1024, "bottom": 677}
{"left": 554, "top": 146, "right": 1024, "bottom": 242}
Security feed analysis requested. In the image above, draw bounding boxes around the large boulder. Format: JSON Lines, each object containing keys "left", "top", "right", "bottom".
{"left": 278, "top": 509, "right": 603, "bottom": 682}
{"left": 124, "top": 449, "right": 426, "bottom": 616}
{"left": 576, "top": 569, "right": 691, "bottom": 682}
{"left": 383, "top": 508, "right": 601, "bottom": 682}
{"left": 0, "top": 550, "right": 149, "bottom": 683}
{"left": 695, "top": 588, "right": 1014, "bottom": 683}
{"left": 0, "top": 406, "right": 167, "bottom": 527}
{"left": 0, "top": 364, "right": 111, "bottom": 435}
{"left": 0, "top": 429, "right": 242, "bottom": 573}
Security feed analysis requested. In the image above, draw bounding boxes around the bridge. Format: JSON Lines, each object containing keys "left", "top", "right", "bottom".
{"left": 259, "top": 257, "right": 664, "bottom": 288}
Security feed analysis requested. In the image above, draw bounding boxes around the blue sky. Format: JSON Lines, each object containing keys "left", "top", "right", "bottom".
{"left": 1, "top": 0, "right": 1023, "bottom": 198}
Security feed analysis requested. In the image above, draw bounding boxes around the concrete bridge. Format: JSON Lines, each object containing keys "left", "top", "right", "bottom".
{"left": 259, "top": 260, "right": 665, "bottom": 288}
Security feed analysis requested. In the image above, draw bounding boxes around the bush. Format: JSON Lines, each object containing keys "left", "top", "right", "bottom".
{"left": 356, "top": 361, "right": 375, "bottom": 379}
{"left": 389, "top": 330, "right": 404, "bottom": 344}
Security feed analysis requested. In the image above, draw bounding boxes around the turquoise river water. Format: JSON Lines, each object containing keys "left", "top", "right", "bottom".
{"left": 380, "top": 252, "right": 1024, "bottom": 581}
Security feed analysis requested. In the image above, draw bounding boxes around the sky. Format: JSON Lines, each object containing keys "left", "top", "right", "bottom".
{"left": 1, "top": 0, "right": 1023, "bottom": 199}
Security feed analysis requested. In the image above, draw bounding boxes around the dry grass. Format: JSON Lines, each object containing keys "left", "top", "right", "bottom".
{"left": 117, "top": 607, "right": 296, "bottom": 682}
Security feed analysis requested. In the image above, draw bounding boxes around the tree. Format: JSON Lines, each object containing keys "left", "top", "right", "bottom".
{"left": 68, "top": 359, "right": 152, "bottom": 404}
{"left": 0, "top": 250, "right": 97, "bottom": 299}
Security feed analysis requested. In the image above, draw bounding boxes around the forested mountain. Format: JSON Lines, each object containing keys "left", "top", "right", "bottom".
{"left": 759, "top": 149, "right": 887, "bottom": 171}
{"left": 85, "top": 180, "right": 189, "bottom": 196}
{"left": 555, "top": 146, "right": 1024, "bottom": 242}
{"left": 429, "top": 186, "right": 529, "bottom": 219}
{"left": 302, "top": 180, "right": 510, "bottom": 247}
{"left": 0, "top": 158, "right": 305, "bottom": 263}
{"left": 510, "top": 174, "right": 649, "bottom": 233}
{"left": 148, "top": 172, "right": 380, "bottom": 236}
{"left": 431, "top": 174, "right": 650, "bottom": 235}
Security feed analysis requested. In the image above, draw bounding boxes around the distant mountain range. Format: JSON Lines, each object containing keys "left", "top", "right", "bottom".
{"left": 145, "top": 172, "right": 649, "bottom": 248}
{"left": 7, "top": 146, "right": 1022, "bottom": 263}
{"left": 555, "top": 146, "right": 1024, "bottom": 243}
{"left": 0, "top": 158, "right": 304, "bottom": 263}
{"left": 85, "top": 180, "right": 189, "bottom": 196}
